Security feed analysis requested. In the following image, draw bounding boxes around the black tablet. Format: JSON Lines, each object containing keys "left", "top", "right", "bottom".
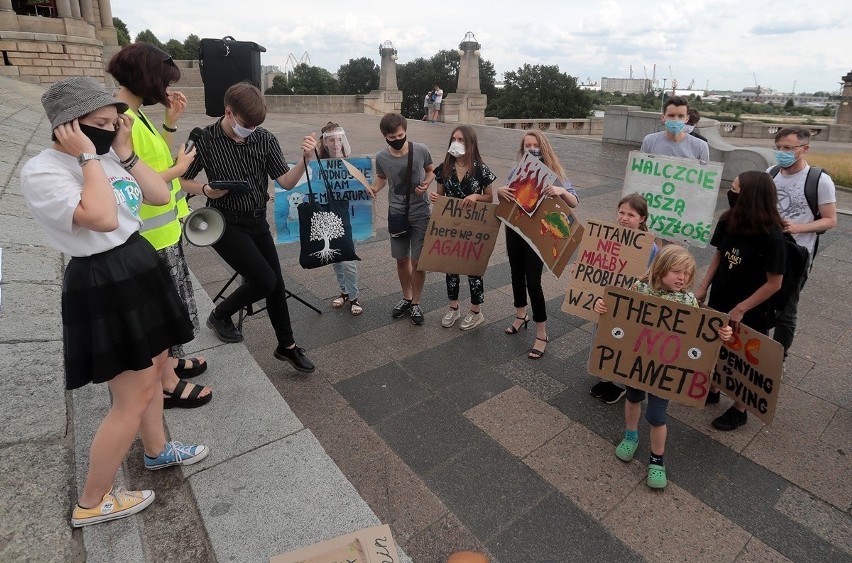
{"left": 209, "top": 181, "right": 250, "bottom": 194}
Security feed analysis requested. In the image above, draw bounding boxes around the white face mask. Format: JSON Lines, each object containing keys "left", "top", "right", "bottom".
{"left": 448, "top": 141, "right": 465, "bottom": 158}
{"left": 230, "top": 114, "right": 256, "bottom": 138}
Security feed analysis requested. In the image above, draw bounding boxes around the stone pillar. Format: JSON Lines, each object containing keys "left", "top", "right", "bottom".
{"left": 377, "top": 40, "right": 398, "bottom": 91}
{"left": 362, "top": 40, "right": 402, "bottom": 116}
{"left": 456, "top": 35, "right": 481, "bottom": 94}
{"left": 69, "top": 0, "right": 81, "bottom": 19}
{"left": 98, "top": 0, "right": 113, "bottom": 29}
{"left": 54, "top": 0, "right": 73, "bottom": 18}
{"left": 836, "top": 70, "right": 852, "bottom": 126}
{"left": 442, "top": 32, "right": 487, "bottom": 125}
{"left": 0, "top": 0, "right": 13, "bottom": 12}
{"left": 80, "top": 0, "right": 94, "bottom": 24}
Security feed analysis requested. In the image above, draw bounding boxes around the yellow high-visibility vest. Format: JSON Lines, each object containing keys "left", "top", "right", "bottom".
{"left": 128, "top": 108, "right": 188, "bottom": 250}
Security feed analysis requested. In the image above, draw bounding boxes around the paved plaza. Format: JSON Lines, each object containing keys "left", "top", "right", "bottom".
{"left": 1, "top": 76, "right": 851, "bottom": 562}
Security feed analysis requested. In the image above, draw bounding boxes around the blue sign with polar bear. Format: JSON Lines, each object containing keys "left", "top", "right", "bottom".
{"left": 274, "top": 157, "right": 374, "bottom": 244}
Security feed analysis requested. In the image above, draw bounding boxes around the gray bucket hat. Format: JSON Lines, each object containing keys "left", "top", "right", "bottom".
{"left": 41, "top": 76, "right": 128, "bottom": 130}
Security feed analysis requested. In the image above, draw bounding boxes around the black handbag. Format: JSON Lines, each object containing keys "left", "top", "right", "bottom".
{"left": 298, "top": 154, "right": 360, "bottom": 269}
{"left": 387, "top": 142, "right": 414, "bottom": 238}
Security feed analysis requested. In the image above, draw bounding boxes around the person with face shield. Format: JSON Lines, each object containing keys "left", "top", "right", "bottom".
{"left": 107, "top": 42, "right": 213, "bottom": 409}
{"left": 640, "top": 96, "right": 709, "bottom": 160}
{"left": 429, "top": 126, "right": 496, "bottom": 330}
{"left": 181, "top": 83, "right": 317, "bottom": 374}
{"left": 20, "top": 76, "right": 209, "bottom": 527}
{"left": 496, "top": 131, "right": 578, "bottom": 359}
{"left": 318, "top": 122, "right": 363, "bottom": 315}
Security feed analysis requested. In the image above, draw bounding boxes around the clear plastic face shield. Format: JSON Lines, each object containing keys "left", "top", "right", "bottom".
{"left": 321, "top": 127, "right": 350, "bottom": 158}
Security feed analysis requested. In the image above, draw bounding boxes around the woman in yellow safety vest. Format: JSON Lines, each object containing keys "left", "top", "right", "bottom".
{"left": 108, "top": 43, "right": 212, "bottom": 408}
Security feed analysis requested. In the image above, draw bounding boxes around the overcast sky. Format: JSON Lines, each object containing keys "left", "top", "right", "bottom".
{"left": 111, "top": 0, "right": 850, "bottom": 95}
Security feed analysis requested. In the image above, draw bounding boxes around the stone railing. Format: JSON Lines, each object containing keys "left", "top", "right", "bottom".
{"left": 489, "top": 117, "right": 604, "bottom": 135}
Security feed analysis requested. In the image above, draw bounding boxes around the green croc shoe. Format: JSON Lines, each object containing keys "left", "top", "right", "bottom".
{"left": 647, "top": 464, "right": 667, "bottom": 489}
{"left": 615, "top": 439, "right": 638, "bottom": 462}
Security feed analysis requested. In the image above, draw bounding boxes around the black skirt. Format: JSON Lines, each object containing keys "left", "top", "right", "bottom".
{"left": 62, "top": 232, "right": 195, "bottom": 390}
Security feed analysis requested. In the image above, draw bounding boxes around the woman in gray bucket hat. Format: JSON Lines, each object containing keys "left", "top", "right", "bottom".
{"left": 20, "top": 76, "right": 210, "bottom": 527}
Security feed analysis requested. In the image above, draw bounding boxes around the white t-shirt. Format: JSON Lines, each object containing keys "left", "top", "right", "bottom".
{"left": 433, "top": 89, "right": 443, "bottom": 104}
{"left": 21, "top": 149, "right": 143, "bottom": 257}
{"left": 769, "top": 164, "right": 836, "bottom": 254}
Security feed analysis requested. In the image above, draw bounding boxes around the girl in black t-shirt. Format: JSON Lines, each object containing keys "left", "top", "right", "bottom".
{"left": 696, "top": 170, "right": 786, "bottom": 431}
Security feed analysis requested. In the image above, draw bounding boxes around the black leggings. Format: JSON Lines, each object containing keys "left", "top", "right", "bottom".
{"left": 505, "top": 228, "right": 546, "bottom": 322}
{"left": 212, "top": 214, "right": 295, "bottom": 347}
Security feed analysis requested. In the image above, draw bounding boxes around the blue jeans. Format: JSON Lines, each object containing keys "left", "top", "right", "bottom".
{"left": 625, "top": 387, "right": 669, "bottom": 426}
{"left": 333, "top": 260, "right": 359, "bottom": 300}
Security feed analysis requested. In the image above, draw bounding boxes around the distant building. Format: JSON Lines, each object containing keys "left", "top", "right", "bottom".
{"left": 601, "top": 77, "right": 651, "bottom": 94}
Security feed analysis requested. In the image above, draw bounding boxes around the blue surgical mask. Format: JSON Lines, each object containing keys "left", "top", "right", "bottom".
{"left": 775, "top": 150, "right": 798, "bottom": 168}
{"left": 230, "top": 115, "right": 256, "bottom": 139}
{"left": 665, "top": 120, "right": 685, "bottom": 134}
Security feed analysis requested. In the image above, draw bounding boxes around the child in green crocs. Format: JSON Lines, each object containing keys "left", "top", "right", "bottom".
{"left": 595, "top": 246, "right": 733, "bottom": 489}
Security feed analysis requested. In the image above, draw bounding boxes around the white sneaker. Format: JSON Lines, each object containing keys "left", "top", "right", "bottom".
{"left": 441, "top": 308, "right": 461, "bottom": 327}
{"left": 460, "top": 311, "right": 485, "bottom": 331}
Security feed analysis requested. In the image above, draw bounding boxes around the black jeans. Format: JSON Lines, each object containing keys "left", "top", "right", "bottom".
{"left": 212, "top": 213, "right": 295, "bottom": 347}
{"left": 505, "top": 228, "right": 547, "bottom": 322}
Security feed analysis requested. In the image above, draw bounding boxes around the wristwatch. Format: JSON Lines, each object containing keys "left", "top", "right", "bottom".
{"left": 77, "top": 153, "right": 101, "bottom": 167}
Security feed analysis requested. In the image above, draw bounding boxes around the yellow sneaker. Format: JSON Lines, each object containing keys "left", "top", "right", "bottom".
{"left": 71, "top": 487, "right": 155, "bottom": 527}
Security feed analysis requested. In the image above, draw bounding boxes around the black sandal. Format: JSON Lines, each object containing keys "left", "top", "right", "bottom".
{"left": 506, "top": 315, "right": 530, "bottom": 334}
{"left": 163, "top": 380, "right": 212, "bottom": 409}
{"left": 528, "top": 336, "right": 549, "bottom": 359}
{"left": 174, "top": 357, "right": 207, "bottom": 379}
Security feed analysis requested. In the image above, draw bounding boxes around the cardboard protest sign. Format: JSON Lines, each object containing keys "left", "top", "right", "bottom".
{"left": 496, "top": 197, "right": 584, "bottom": 278}
{"left": 562, "top": 220, "right": 654, "bottom": 322}
{"left": 588, "top": 286, "right": 729, "bottom": 408}
{"left": 417, "top": 195, "right": 500, "bottom": 276}
{"left": 622, "top": 151, "right": 723, "bottom": 247}
{"left": 270, "top": 524, "right": 400, "bottom": 563}
{"left": 714, "top": 323, "right": 783, "bottom": 424}
{"left": 507, "top": 152, "right": 557, "bottom": 216}
{"left": 275, "top": 157, "right": 374, "bottom": 244}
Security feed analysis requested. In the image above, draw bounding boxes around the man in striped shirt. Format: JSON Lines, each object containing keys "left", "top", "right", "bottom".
{"left": 182, "top": 83, "right": 315, "bottom": 373}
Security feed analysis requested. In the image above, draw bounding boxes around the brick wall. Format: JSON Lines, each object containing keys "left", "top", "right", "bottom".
{"left": 0, "top": 31, "right": 105, "bottom": 85}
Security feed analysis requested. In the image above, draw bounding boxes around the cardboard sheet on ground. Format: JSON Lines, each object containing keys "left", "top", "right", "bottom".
{"left": 622, "top": 151, "right": 723, "bottom": 247}
{"left": 496, "top": 197, "right": 584, "bottom": 278}
{"left": 714, "top": 323, "right": 783, "bottom": 424}
{"left": 270, "top": 524, "right": 399, "bottom": 563}
{"left": 417, "top": 195, "right": 500, "bottom": 276}
{"left": 588, "top": 286, "right": 729, "bottom": 407}
{"left": 274, "top": 157, "right": 374, "bottom": 244}
{"left": 507, "top": 152, "right": 557, "bottom": 216}
{"left": 562, "top": 220, "right": 654, "bottom": 322}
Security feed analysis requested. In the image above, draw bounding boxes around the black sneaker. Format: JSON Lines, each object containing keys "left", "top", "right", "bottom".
{"left": 274, "top": 345, "right": 315, "bottom": 373}
{"left": 410, "top": 304, "right": 424, "bottom": 326}
{"left": 706, "top": 390, "right": 721, "bottom": 404}
{"left": 207, "top": 311, "right": 243, "bottom": 343}
{"left": 712, "top": 406, "right": 747, "bottom": 431}
{"left": 601, "top": 384, "right": 626, "bottom": 404}
{"left": 392, "top": 299, "right": 412, "bottom": 318}
{"left": 590, "top": 380, "right": 612, "bottom": 398}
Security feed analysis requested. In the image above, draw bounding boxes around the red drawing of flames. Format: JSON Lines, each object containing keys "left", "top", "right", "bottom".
{"left": 510, "top": 162, "right": 544, "bottom": 213}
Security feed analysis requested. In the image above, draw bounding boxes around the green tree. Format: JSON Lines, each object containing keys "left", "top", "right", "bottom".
{"left": 289, "top": 63, "right": 339, "bottom": 95}
{"left": 336, "top": 57, "right": 379, "bottom": 95}
{"left": 784, "top": 98, "right": 795, "bottom": 110}
{"left": 134, "top": 29, "right": 163, "bottom": 50}
{"left": 113, "top": 17, "right": 130, "bottom": 47}
{"left": 183, "top": 34, "right": 201, "bottom": 61}
{"left": 265, "top": 75, "right": 293, "bottom": 95}
{"left": 487, "top": 64, "right": 592, "bottom": 119}
{"left": 163, "top": 38, "right": 185, "bottom": 60}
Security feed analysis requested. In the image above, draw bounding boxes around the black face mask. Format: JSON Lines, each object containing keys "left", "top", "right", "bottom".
{"left": 79, "top": 123, "right": 117, "bottom": 155}
{"left": 386, "top": 136, "right": 406, "bottom": 151}
{"left": 726, "top": 189, "right": 739, "bottom": 208}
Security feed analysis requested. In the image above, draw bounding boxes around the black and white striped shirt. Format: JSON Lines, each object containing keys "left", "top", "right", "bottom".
{"left": 183, "top": 118, "right": 289, "bottom": 213}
